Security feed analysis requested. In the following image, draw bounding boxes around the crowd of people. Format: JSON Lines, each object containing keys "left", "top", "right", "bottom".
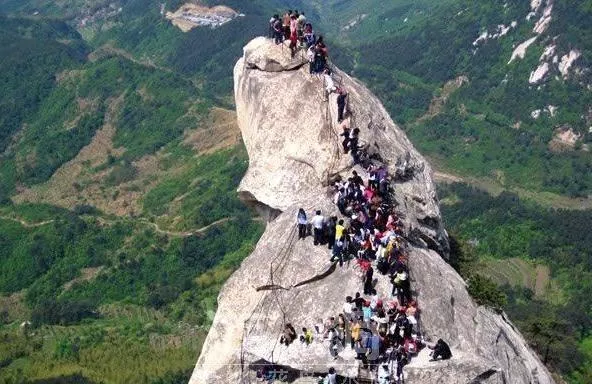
{"left": 257, "top": 10, "right": 452, "bottom": 384}
{"left": 268, "top": 10, "right": 331, "bottom": 74}
{"left": 287, "top": 167, "right": 453, "bottom": 383}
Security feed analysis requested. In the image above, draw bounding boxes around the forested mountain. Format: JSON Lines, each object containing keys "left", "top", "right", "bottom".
{"left": 0, "top": 0, "right": 590, "bottom": 383}
{"left": 319, "top": 0, "right": 592, "bottom": 197}
{"left": 0, "top": 2, "right": 278, "bottom": 382}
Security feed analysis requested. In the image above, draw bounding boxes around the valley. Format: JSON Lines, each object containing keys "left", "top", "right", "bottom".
{"left": 0, "top": 0, "right": 590, "bottom": 383}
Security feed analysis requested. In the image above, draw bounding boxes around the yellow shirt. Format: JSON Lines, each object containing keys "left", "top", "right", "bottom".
{"left": 350, "top": 322, "right": 361, "bottom": 341}
{"left": 335, "top": 224, "right": 345, "bottom": 240}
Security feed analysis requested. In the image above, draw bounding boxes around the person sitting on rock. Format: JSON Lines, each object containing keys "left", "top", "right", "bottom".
{"left": 429, "top": 338, "right": 452, "bottom": 361}
{"left": 280, "top": 323, "right": 297, "bottom": 346}
{"left": 300, "top": 327, "right": 313, "bottom": 345}
{"left": 311, "top": 210, "right": 325, "bottom": 245}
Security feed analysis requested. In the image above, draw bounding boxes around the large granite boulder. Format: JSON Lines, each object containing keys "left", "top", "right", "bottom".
{"left": 189, "top": 38, "right": 554, "bottom": 384}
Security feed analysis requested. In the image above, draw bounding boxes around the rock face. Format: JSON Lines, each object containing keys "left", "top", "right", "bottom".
{"left": 189, "top": 37, "right": 554, "bottom": 384}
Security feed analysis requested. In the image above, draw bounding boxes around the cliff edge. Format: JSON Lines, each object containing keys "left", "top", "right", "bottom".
{"left": 189, "top": 37, "right": 554, "bottom": 384}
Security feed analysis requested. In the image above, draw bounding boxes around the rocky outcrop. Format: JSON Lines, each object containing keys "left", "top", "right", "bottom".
{"left": 189, "top": 37, "right": 554, "bottom": 384}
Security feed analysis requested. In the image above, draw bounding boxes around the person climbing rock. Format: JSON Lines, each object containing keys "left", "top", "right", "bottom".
{"left": 337, "top": 88, "right": 348, "bottom": 123}
{"left": 339, "top": 120, "right": 351, "bottom": 154}
{"left": 311, "top": 210, "right": 325, "bottom": 245}
{"left": 297, "top": 208, "right": 308, "bottom": 239}
{"left": 349, "top": 128, "right": 360, "bottom": 164}
{"left": 324, "top": 68, "right": 337, "bottom": 98}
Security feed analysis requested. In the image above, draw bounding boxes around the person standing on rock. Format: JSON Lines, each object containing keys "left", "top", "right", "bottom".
{"left": 297, "top": 12, "right": 306, "bottom": 41}
{"left": 337, "top": 88, "right": 348, "bottom": 123}
{"left": 273, "top": 16, "right": 283, "bottom": 45}
{"left": 303, "top": 22, "right": 316, "bottom": 48}
{"left": 322, "top": 367, "right": 338, "bottom": 384}
{"left": 268, "top": 14, "right": 277, "bottom": 38}
{"left": 314, "top": 36, "right": 328, "bottom": 73}
{"left": 289, "top": 14, "right": 299, "bottom": 57}
{"left": 297, "top": 208, "right": 308, "bottom": 239}
{"left": 311, "top": 210, "right": 325, "bottom": 245}
{"left": 282, "top": 10, "right": 292, "bottom": 40}
{"left": 326, "top": 215, "right": 337, "bottom": 250}
{"left": 307, "top": 44, "right": 316, "bottom": 74}
{"left": 363, "top": 264, "right": 374, "bottom": 295}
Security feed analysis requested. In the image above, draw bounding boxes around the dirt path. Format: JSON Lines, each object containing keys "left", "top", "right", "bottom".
{"left": 0, "top": 216, "right": 55, "bottom": 228}
{"left": 136, "top": 217, "right": 234, "bottom": 237}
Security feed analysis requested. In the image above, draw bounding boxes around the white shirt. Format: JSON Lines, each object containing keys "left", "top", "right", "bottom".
{"left": 324, "top": 74, "right": 336, "bottom": 93}
{"left": 307, "top": 47, "right": 315, "bottom": 62}
{"left": 311, "top": 215, "right": 324, "bottom": 229}
{"left": 343, "top": 302, "right": 353, "bottom": 314}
